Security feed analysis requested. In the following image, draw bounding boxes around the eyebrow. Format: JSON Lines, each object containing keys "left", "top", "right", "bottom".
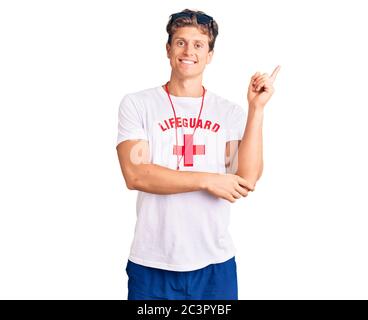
{"left": 174, "top": 37, "right": 206, "bottom": 43}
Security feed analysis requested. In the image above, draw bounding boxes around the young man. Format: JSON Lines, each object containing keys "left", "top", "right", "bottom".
{"left": 116, "top": 9, "right": 280, "bottom": 300}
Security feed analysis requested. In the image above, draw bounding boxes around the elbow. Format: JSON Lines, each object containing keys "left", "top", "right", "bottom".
{"left": 125, "top": 180, "right": 136, "bottom": 190}
{"left": 250, "top": 170, "right": 263, "bottom": 190}
{"left": 247, "top": 180, "right": 257, "bottom": 192}
{"left": 123, "top": 169, "right": 140, "bottom": 191}
{"left": 125, "top": 168, "right": 149, "bottom": 191}
{"left": 123, "top": 162, "right": 152, "bottom": 191}
{"left": 125, "top": 173, "right": 143, "bottom": 190}
{"left": 258, "top": 162, "right": 263, "bottom": 179}
{"left": 235, "top": 171, "right": 258, "bottom": 192}
{"left": 257, "top": 169, "right": 263, "bottom": 181}
{"left": 239, "top": 165, "right": 263, "bottom": 191}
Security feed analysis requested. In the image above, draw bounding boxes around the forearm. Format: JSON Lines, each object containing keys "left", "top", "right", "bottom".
{"left": 235, "top": 104, "right": 264, "bottom": 187}
{"left": 127, "top": 163, "right": 210, "bottom": 194}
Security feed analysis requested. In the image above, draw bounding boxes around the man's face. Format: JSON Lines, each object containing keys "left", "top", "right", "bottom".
{"left": 166, "top": 26, "right": 214, "bottom": 79}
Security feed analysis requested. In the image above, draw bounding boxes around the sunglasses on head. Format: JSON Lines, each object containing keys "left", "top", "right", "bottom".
{"left": 170, "top": 12, "right": 214, "bottom": 28}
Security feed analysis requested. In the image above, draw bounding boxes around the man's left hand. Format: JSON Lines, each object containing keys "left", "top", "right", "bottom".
{"left": 247, "top": 65, "right": 281, "bottom": 109}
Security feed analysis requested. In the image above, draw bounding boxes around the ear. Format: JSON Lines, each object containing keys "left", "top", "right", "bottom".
{"left": 166, "top": 43, "right": 171, "bottom": 59}
{"left": 206, "top": 49, "right": 214, "bottom": 64}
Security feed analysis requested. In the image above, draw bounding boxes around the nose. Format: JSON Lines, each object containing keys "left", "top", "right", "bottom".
{"left": 183, "top": 43, "right": 196, "bottom": 56}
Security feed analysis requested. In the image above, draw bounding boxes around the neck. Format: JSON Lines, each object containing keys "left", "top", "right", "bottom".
{"left": 164, "top": 73, "right": 204, "bottom": 97}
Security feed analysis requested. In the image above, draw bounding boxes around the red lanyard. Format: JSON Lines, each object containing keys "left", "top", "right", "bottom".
{"left": 164, "top": 81, "right": 206, "bottom": 170}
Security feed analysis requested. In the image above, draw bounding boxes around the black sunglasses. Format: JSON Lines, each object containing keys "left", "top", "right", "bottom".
{"left": 170, "top": 12, "right": 214, "bottom": 28}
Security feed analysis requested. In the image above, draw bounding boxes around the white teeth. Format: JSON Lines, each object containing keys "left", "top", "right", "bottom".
{"left": 180, "top": 59, "right": 196, "bottom": 64}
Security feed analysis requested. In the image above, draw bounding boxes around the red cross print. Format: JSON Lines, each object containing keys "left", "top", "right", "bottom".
{"left": 173, "top": 134, "right": 205, "bottom": 166}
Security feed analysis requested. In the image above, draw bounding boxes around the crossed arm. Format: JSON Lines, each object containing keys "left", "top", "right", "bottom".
{"left": 116, "top": 105, "right": 263, "bottom": 202}
{"left": 116, "top": 139, "right": 211, "bottom": 194}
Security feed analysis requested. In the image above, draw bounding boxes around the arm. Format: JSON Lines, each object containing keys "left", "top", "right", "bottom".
{"left": 233, "top": 104, "right": 264, "bottom": 189}
{"left": 117, "top": 139, "right": 205, "bottom": 194}
{"left": 233, "top": 65, "right": 281, "bottom": 189}
{"left": 116, "top": 139, "right": 254, "bottom": 200}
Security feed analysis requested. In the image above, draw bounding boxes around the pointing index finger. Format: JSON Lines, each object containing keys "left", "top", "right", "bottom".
{"left": 270, "top": 65, "right": 281, "bottom": 82}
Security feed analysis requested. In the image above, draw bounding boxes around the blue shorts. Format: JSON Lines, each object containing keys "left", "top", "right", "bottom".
{"left": 125, "top": 256, "right": 238, "bottom": 300}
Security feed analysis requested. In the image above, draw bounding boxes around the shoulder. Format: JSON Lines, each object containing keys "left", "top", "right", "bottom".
{"left": 207, "top": 90, "right": 244, "bottom": 113}
{"left": 118, "top": 86, "right": 162, "bottom": 116}
{"left": 121, "top": 86, "right": 162, "bottom": 103}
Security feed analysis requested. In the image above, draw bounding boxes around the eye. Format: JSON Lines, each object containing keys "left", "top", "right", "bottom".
{"left": 177, "top": 40, "right": 184, "bottom": 46}
{"left": 195, "top": 43, "right": 203, "bottom": 49}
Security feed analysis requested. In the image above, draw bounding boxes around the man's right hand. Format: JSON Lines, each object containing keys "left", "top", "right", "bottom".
{"left": 201, "top": 173, "right": 255, "bottom": 203}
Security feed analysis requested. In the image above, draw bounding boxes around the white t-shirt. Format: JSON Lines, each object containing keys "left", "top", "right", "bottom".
{"left": 116, "top": 85, "right": 247, "bottom": 271}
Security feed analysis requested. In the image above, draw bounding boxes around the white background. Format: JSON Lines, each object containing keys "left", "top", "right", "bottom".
{"left": 1, "top": 0, "right": 367, "bottom": 299}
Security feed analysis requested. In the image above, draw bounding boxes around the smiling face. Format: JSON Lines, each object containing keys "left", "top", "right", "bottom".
{"left": 166, "top": 26, "right": 214, "bottom": 79}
